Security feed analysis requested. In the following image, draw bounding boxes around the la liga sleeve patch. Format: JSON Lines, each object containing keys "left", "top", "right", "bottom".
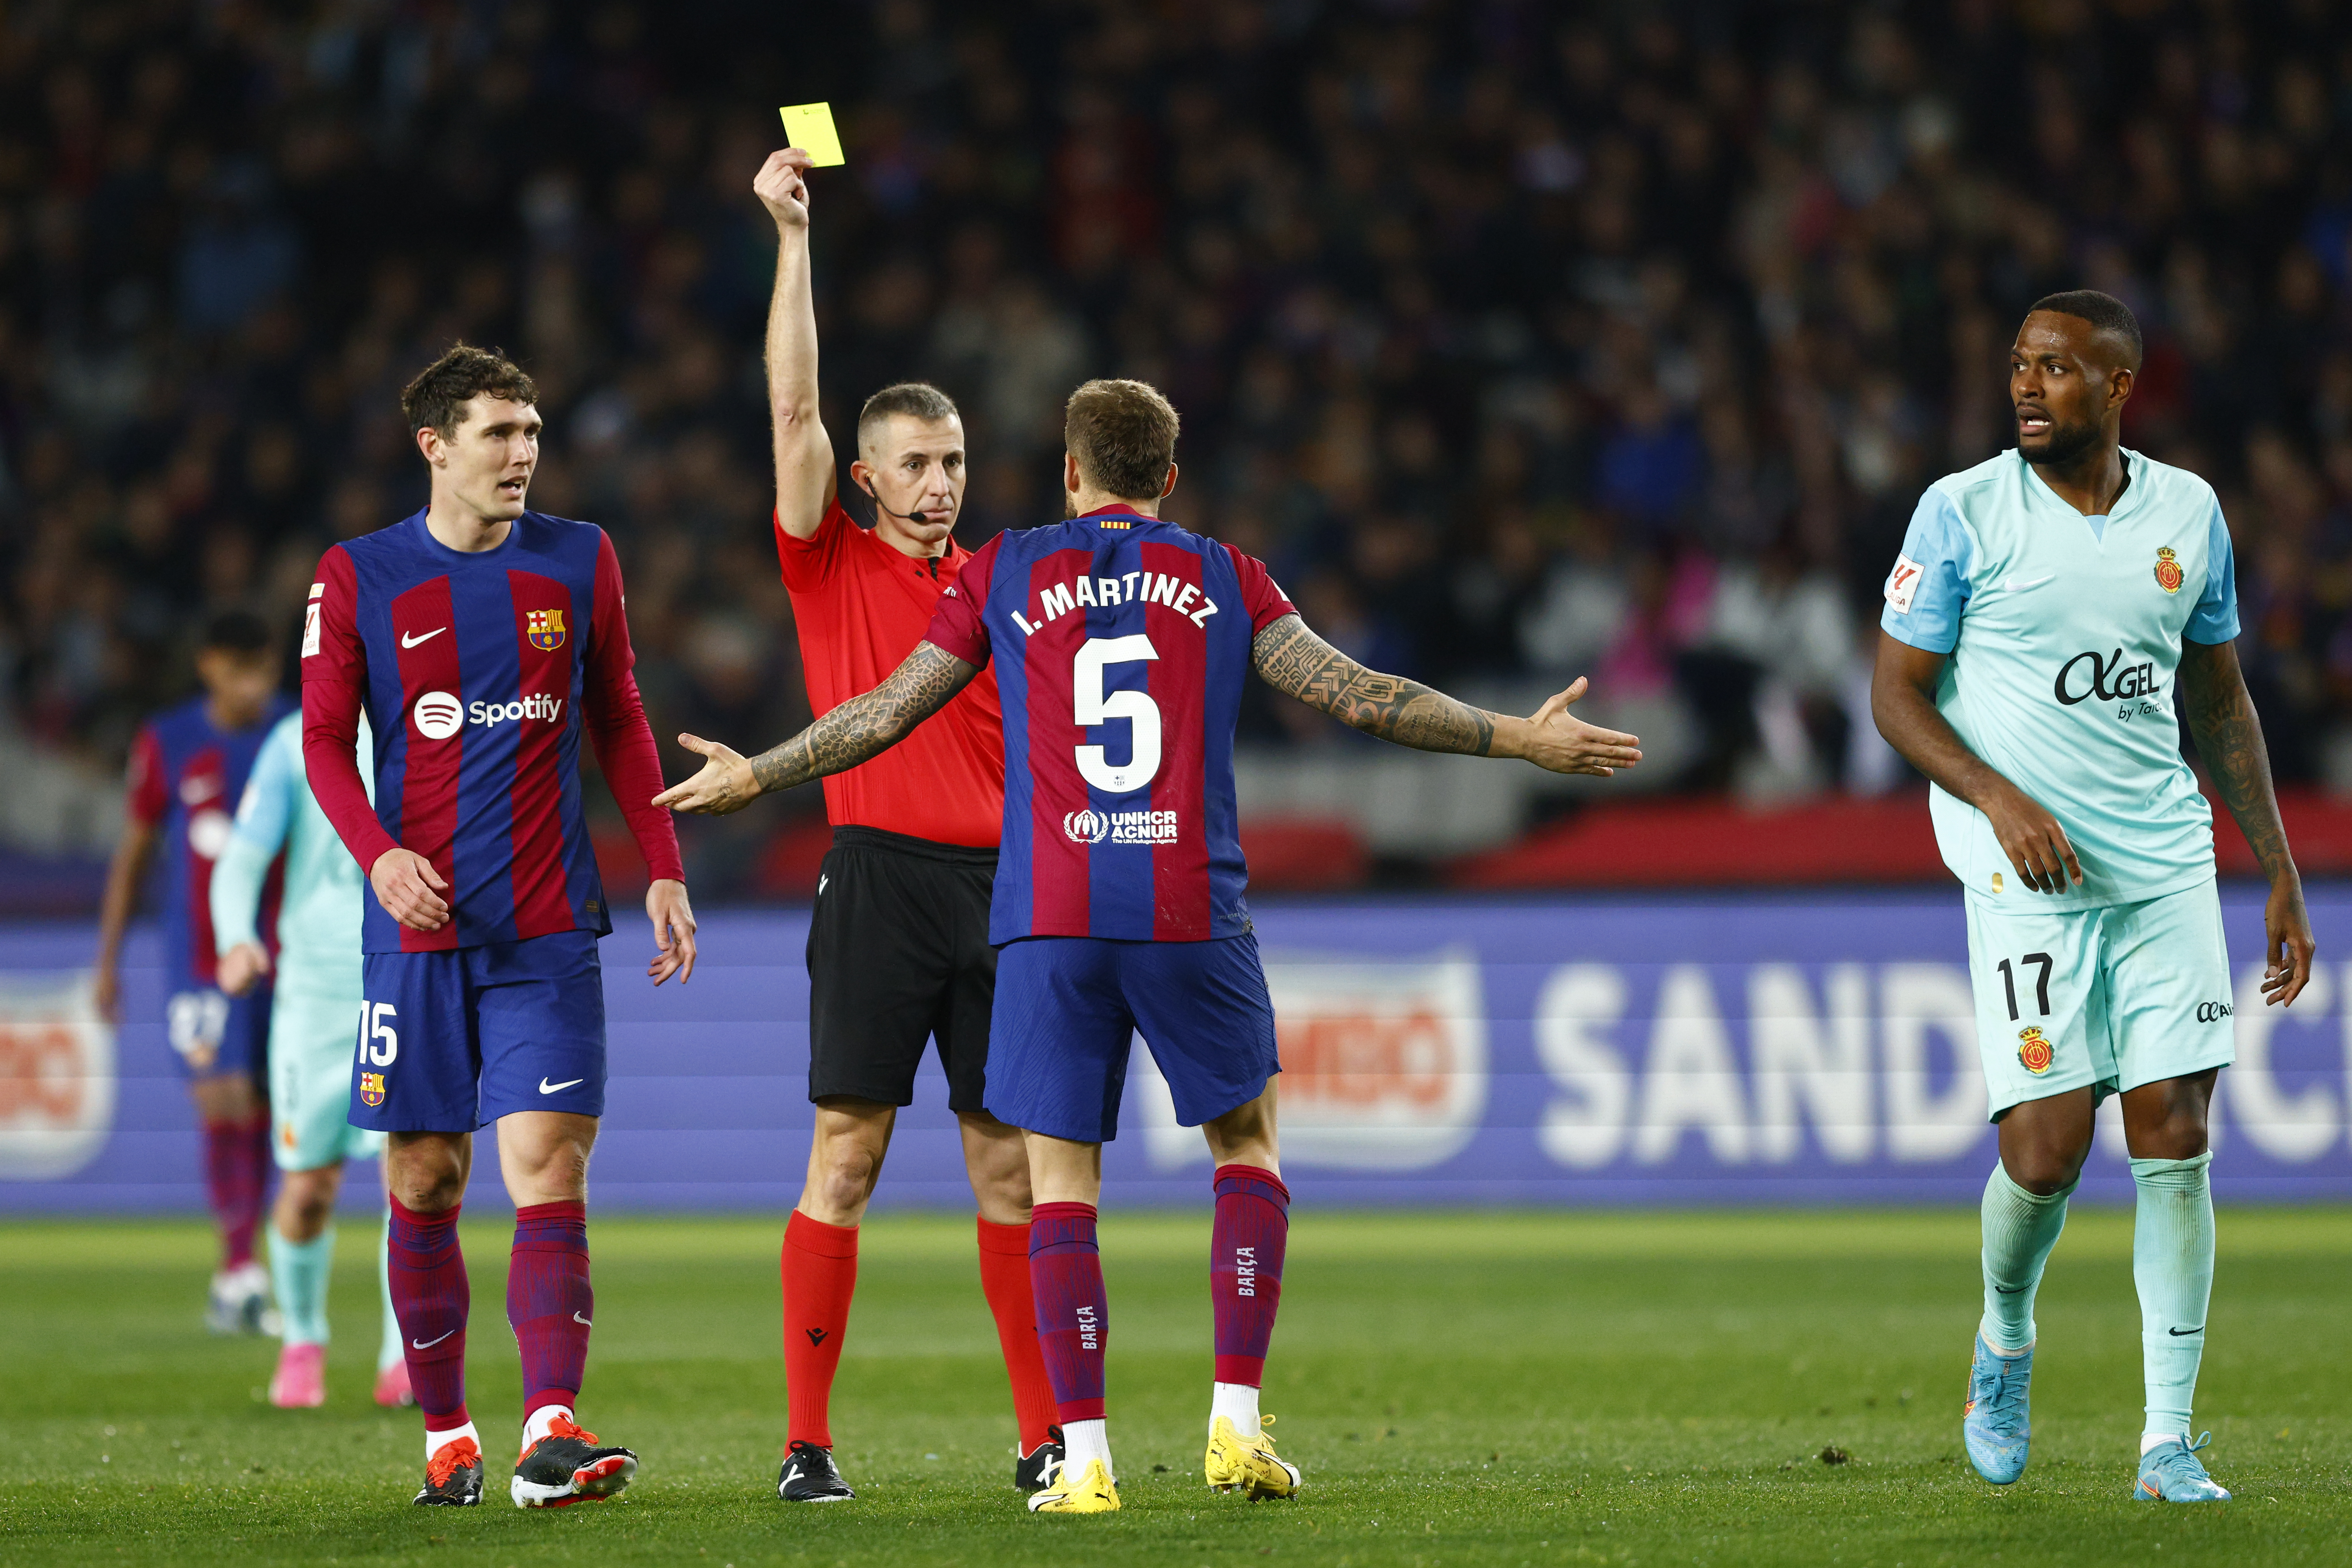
{"left": 1884, "top": 553, "right": 1924, "bottom": 614}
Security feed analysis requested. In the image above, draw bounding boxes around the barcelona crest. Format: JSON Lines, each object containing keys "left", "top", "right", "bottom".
{"left": 527, "top": 607, "right": 567, "bottom": 651}
{"left": 360, "top": 1071, "right": 386, "bottom": 1107}
{"left": 2153, "top": 546, "right": 2183, "bottom": 595}
{"left": 2016, "top": 1026, "right": 2054, "bottom": 1077}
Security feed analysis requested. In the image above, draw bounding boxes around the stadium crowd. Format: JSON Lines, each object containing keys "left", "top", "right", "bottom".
{"left": 5, "top": 0, "right": 2352, "bottom": 892}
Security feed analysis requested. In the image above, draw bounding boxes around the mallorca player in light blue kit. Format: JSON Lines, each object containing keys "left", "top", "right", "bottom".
{"left": 213, "top": 709, "right": 412, "bottom": 1412}
{"left": 1872, "top": 290, "right": 2316, "bottom": 1504}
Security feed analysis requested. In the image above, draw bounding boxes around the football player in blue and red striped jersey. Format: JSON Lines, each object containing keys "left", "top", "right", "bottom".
{"left": 303, "top": 344, "right": 697, "bottom": 1510}
{"left": 94, "top": 608, "right": 291, "bottom": 1337}
{"left": 658, "top": 378, "right": 1642, "bottom": 1514}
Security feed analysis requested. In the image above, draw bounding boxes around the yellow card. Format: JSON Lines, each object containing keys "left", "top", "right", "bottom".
{"left": 778, "top": 102, "right": 846, "bottom": 167}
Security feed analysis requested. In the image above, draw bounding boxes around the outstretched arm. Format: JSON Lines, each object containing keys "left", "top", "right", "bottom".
{"left": 2179, "top": 636, "right": 2312, "bottom": 1006}
{"left": 1249, "top": 613, "right": 1640, "bottom": 775}
{"left": 656, "top": 641, "right": 979, "bottom": 815}
{"left": 758, "top": 148, "right": 834, "bottom": 538}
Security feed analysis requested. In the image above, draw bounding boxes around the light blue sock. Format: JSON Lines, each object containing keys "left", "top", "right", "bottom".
{"left": 270, "top": 1223, "right": 334, "bottom": 1347}
{"left": 1979, "top": 1162, "right": 2074, "bottom": 1353}
{"left": 2131, "top": 1150, "right": 2214, "bottom": 1441}
{"left": 377, "top": 1206, "right": 405, "bottom": 1374}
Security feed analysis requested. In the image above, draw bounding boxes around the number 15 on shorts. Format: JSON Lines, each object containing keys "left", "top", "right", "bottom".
{"left": 356, "top": 1002, "right": 399, "bottom": 1065}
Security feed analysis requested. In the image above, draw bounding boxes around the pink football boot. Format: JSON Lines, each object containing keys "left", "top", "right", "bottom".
{"left": 374, "top": 1357, "right": 415, "bottom": 1408}
{"left": 269, "top": 1342, "right": 327, "bottom": 1408}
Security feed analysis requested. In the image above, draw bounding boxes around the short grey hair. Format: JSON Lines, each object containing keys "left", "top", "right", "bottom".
{"left": 857, "top": 382, "right": 960, "bottom": 449}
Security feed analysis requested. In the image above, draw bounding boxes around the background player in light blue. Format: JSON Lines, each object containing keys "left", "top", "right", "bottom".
{"left": 1873, "top": 290, "right": 2316, "bottom": 1504}
{"left": 213, "top": 710, "right": 410, "bottom": 1412}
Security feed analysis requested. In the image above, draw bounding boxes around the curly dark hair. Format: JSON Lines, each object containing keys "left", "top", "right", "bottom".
{"left": 400, "top": 343, "right": 540, "bottom": 438}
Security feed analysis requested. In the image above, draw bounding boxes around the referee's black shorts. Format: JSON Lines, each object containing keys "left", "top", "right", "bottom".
{"left": 805, "top": 825, "right": 999, "bottom": 1113}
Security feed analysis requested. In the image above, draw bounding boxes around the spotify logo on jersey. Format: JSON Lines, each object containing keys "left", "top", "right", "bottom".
{"left": 412, "top": 691, "right": 464, "bottom": 740}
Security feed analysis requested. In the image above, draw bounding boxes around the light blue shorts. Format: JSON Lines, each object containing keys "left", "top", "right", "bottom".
{"left": 1966, "top": 878, "right": 2237, "bottom": 1119}
{"left": 268, "top": 984, "right": 384, "bottom": 1172}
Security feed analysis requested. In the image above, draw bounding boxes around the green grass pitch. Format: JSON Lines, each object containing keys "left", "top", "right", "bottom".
{"left": 2, "top": 1208, "right": 2346, "bottom": 1567}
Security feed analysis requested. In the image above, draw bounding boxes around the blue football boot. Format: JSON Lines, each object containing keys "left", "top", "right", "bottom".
{"left": 2135, "top": 1434, "right": 2230, "bottom": 1502}
{"left": 1962, "top": 1334, "right": 2033, "bottom": 1484}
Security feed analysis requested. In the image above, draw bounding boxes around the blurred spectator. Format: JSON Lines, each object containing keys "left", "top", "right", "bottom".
{"left": 9, "top": 0, "right": 2352, "bottom": 874}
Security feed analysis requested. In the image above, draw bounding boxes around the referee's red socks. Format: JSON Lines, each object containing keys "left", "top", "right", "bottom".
{"left": 977, "top": 1217, "right": 1060, "bottom": 1450}
{"left": 782, "top": 1211, "right": 858, "bottom": 1448}
{"left": 1029, "top": 1201, "right": 1107, "bottom": 1423}
{"left": 1211, "top": 1165, "right": 1289, "bottom": 1387}
{"left": 387, "top": 1196, "right": 470, "bottom": 1429}
{"left": 508, "top": 1200, "right": 592, "bottom": 1422}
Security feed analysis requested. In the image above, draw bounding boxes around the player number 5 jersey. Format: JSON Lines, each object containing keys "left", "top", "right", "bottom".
{"left": 1880, "top": 448, "right": 2239, "bottom": 910}
{"left": 924, "top": 507, "right": 1294, "bottom": 943}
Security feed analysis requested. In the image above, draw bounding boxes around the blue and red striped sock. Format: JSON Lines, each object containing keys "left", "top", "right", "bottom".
{"left": 1029, "top": 1201, "right": 1108, "bottom": 1423}
{"left": 1211, "top": 1164, "right": 1289, "bottom": 1387}
{"left": 508, "top": 1200, "right": 592, "bottom": 1423}
{"left": 387, "top": 1196, "right": 469, "bottom": 1428}
{"left": 204, "top": 1113, "right": 270, "bottom": 1269}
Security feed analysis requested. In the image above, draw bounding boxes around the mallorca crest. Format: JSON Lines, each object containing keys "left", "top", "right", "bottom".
{"left": 2153, "top": 546, "right": 2184, "bottom": 595}
{"left": 2016, "top": 1026, "right": 2054, "bottom": 1077}
{"left": 359, "top": 1071, "right": 387, "bottom": 1107}
{"left": 526, "top": 607, "right": 567, "bottom": 651}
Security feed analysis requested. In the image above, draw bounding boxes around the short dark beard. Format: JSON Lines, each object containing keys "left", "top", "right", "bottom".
{"left": 2023, "top": 413, "right": 2101, "bottom": 467}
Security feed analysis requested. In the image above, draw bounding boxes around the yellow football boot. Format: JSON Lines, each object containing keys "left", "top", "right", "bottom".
{"left": 1204, "top": 1414, "right": 1301, "bottom": 1499}
{"left": 1027, "top": 1456, "right": 1120, "bottom": 1514}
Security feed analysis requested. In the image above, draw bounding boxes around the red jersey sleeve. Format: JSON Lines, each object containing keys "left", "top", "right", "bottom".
{"left": 774, "top": 498, "right": 853, "bottom": 592}
{"left": 125, "top": 725, "right": 167, "bottom": 827}
{"left": 1224, "top": 543, "right": 1298, "bottom": 632}
{"left": 301, "top": 545, "right": 401, "bottom": 872}
{"left": 923, "top": 533, "right": 1000, "bottom": 667}
{"left": 586, "top": 530, "right": 688, "bottom": 884}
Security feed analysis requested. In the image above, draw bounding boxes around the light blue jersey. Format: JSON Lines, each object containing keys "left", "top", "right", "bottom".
{"left": 1881, "top": 448, "right": 2238, "bottom": 911}
{"left": 212, "top": 711, "right": 372, "bottom": 998}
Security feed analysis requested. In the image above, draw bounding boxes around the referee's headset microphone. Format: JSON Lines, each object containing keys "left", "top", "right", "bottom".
{"left": 858, "top": 476, "right": 950, "bottom": 576}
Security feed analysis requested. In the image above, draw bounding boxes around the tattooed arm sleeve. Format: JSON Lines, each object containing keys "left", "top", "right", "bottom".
{"left": 1249, "top": 613, "right": 1498, "bottom": 756}
{"left": 2178, "top": 636, "right": 2297, "bottom": 882}
{"left": 748, "top": 641, "right": 979, "bottom": 795}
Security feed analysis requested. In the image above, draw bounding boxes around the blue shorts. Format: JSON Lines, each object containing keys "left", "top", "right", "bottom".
{"left": 165, "top": 984, "right": 269, "bottom": 1081}
{"left": 352, "top": 930, "right": 605, "bottom": 1133}
{"left": 984, "top": 934, "right": 1280, "bottom": 1143}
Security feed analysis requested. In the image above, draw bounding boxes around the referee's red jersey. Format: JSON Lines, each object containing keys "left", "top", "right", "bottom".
{"left": 776, "top": 499, "right": 1003, "bottom": 847}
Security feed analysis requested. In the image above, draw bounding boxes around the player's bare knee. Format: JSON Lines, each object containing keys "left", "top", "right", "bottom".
{"left": 278, "top": 1167, "right": 342, "bottom": 1236}
{"left": 387, "top": 1134, "right": 467, "bottom": 1212}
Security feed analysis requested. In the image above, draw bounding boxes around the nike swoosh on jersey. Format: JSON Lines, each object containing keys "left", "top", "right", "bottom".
{"left": 573, "top": 1311, "right": 593, "bottom": 1326}
{"left": 539, "top": 1077, "right": 586, "bottom": 1094}
{"left": 400, "top": 627, "right": 448, "bottom": 648}
{"left": 412, "top": 1329, "right": 456, "bottom": 1349}
{"left": 1998, "top": 574, "right": 2057, "bottom": 593}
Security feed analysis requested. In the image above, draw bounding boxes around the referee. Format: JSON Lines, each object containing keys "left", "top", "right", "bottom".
{"left": 747, "top": 147, "right": 1058, "bottom": 1503}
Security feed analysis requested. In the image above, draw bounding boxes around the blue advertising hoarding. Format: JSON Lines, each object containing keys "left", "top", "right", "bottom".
{"left": 3, "top": 888, "right": 2346, "bottom": 1212}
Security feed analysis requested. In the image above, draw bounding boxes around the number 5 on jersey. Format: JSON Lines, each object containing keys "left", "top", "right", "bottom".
{"left": 1074, "top": 635, "right": 1161, "bottom": 793}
